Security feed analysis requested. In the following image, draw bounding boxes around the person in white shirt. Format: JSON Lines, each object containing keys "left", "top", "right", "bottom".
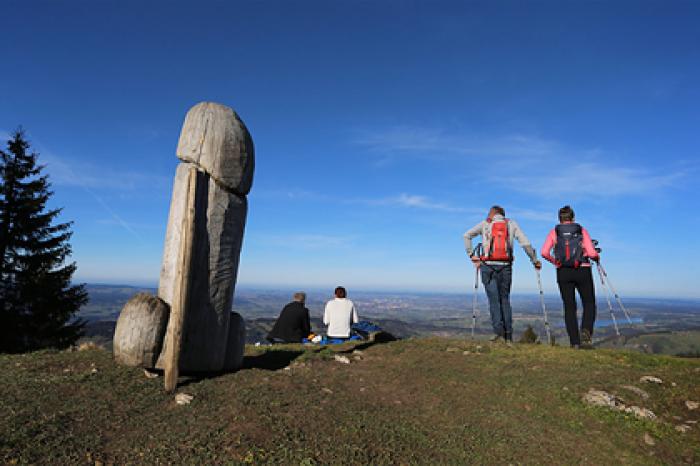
{"left": 323, "top": 286, "right": 359, "bottom": 339}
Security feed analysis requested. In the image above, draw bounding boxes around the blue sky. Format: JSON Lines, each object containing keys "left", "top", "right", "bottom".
{"left": 1, "top": 0, "right": 698, "bottom": 297}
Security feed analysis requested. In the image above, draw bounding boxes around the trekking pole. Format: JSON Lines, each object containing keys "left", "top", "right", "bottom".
{"left": 595, "top": 262, "right": 620, "bottom": 337}
{"left": 535, "top": 269, "right": 551, "bottom": 345}
{"left": 471, "top": 264, "right": 479, "bottom": 339}
{"left": 597, "top": 261, "right": 633, "bottom": 325}
{"left": 469, "top": 243, "right": 483, "bottom": 339}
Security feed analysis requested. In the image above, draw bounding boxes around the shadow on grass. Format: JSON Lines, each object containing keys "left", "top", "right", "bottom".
{"left": 173, "top": 333, "right": 398, "bottom": 388}
{"left": 242, "top": 349, "right": 304, "bottom": 371}
{"left": 170, "top": 351, "right": 305, "bottom": 388}
{"left": 337, "top": 331, "right": 398, "bottom": 353}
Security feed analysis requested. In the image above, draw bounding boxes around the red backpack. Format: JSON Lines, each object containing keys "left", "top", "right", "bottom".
{"left": 482, "top": 218, "right": 513, "bottom": 262}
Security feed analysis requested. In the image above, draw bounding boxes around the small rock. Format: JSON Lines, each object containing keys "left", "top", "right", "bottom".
{"left": 463, "top": 350, "right": 471, "bottom": 355}
{"left": 475, "top": 345, "right": 483, "bottom": 351}
{"left": 675, "top": 424, "right": 691, "bottom": 433}
{"left": 283, "top": 366, "right": 291, "bottom": 371}
{"left": 686, "top": 420, "right": 698, "bottom": 424}
{"left": 563, "top": 386, "right": 569, "bottom": 391}
{"left": 353, "top": 350, "right": 364, "bottom": 356}
{"left": 673, "top": 415, "right": 683, "bottom": 421}
{"left": 321, "top": 387, "right": 333, "bottom": 394}
{"left": 144, "top": 369, "right": 159, "bottom": 379}
{"left": 685, "top": 400, "right": 699, "bottom": 411}
{"left": 671, "top": 382, "right": 677, "bottom": 387}
{"left": 639, "top": 376, "right": 663, "bottom": 384}
{"left": 643, "top": 432, "right": 655, "bottom": 446}
{"left": 78, "top": 342, "right": 102, "bottom": 352}
{"left": 334, "top": 355, "right": 351, "bottom": 364}
{"left": 360, "top": 387, "right": 366, "bottom": 392}
{"left": 620, "top": 385, "right": 650, "bottom": 400}
{"left": 583, "top": 389, "right": 624, "bottom": 409}
{"left": 446, "top": 347, "right": 460, "bottom": 353}
{"left": 353, "top": 355, "right": 362, "bottom": 361}
{"left": 625, "top": 405, "right": 656, "bottom": 420}
{"left": 175, "top": 393, "right": 193, "bottom": 405}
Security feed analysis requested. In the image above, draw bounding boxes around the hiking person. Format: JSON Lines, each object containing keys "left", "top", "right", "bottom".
{"left": 464, "top": 205, "right": 542, "bottom": 343}
{"left": 323, "top": 286, "right": 359, "bottom": 339}
{"left": 266, "top": 292, "right": 312, "bottom": 343}
{"left": 541, "top": 205, "right": 600, "bottom": 349}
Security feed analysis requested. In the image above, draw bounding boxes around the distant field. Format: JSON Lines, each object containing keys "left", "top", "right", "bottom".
{"left": 597, "top": 331, "right": 700, "bottom": 357}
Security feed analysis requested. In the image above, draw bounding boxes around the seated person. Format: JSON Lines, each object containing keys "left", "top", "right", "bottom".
{"left": 323, "top": 286, "right": 359, "bottom": 339}
{"left": 266, "top": 292, "right": 311, "bottom": 343}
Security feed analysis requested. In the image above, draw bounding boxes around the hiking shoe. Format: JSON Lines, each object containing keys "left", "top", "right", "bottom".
{"left": 580, "top": 329, "right": 594, "bottom": 350}
{"left": 489, "top": 334, "right": 504, "bottom": 343}
{"left": 581, "top": 329, "right": 592, "bottom": 343}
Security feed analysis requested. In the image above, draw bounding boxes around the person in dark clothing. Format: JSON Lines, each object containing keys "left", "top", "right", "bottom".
{"left": 266, "top": 292, "right": 312, "bottom": 343}
{"left": 541, "top": 205, "right": 600, "bottom": 348}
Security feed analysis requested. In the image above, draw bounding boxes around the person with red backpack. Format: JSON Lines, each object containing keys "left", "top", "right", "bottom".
{"left": 464, "top": 205, "right": 542, "bottom": 343}
{"left": 541, "top": 205, "right": 600, "bottom": 349}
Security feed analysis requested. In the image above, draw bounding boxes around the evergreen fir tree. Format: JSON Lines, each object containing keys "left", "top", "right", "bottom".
{"left": 0, "top": 129, "right": 87, "bottom": 352}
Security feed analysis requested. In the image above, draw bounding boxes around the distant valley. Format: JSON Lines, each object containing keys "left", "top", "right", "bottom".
{"left": 81, "top": 284, "right": 700, "bottom": 357}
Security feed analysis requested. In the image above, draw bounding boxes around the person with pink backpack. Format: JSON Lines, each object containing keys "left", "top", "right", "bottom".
{"left": 541, "top": 205, "right": 600, "bottom": 349}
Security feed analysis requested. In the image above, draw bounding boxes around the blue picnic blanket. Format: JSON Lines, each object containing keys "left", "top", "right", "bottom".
{"left": 352, "top": 321, "right": 382, "bottom": 334}
{"left": 302, "top": 334, "right": 363, "bottom": 345}
{"left": 301, "top": 321, "right": 384, "bottom": 344}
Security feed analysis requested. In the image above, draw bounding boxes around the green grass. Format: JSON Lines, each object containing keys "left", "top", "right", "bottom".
{"left": 1, "top": 339, "right": 699, "bottom": 464}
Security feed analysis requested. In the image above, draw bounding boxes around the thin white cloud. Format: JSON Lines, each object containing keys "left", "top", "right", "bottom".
{"left": 356, "top": 127, "right": 564, "bottom": 161}
{"left": 355, "top": 126, "right": 688, "bottom": 198}
{"left": 497, "top": 163, "right": 684, "bottom": 199}
{"left": 360, "top": 193, "right": 472, "bottom": 213}
{"left": 41, "top": 153, "right": 169, "bottom": 191}
{"left": 1, "top": 129, "right": 156, "bottom": 241}
{"left": 2, "top": 129, "right": 168, "bottom": 191}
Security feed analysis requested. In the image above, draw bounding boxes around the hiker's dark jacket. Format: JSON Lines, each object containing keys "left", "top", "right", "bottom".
{"left": 267, "top": 301, "right": 311, "bottom": 343}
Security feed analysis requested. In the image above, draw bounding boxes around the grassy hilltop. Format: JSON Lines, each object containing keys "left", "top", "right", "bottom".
{"left": 2, "top": 339, "right": 699, "bottom": 464}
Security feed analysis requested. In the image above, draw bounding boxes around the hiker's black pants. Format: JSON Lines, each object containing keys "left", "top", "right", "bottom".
{"left": 556, "top": 266, "right": 596, "bottom": 346}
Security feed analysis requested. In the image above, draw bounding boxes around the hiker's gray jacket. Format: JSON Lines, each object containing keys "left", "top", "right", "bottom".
{"left": 463, "top": 214, "right": 538, "bottom": 265}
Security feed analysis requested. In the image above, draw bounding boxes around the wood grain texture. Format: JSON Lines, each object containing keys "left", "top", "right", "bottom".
{"left": 112, "top": 293, "right": 169, "bottom": 368}
{"left": 176, "top": 102, "right": 254, "bottom": 195}
{"left": 164, "top": 166, "right": 197, "bottom": 392}
{"left": 157, "top": 163, "right": 247, "bottom": 373}
{"left": 223, "top": 312, "right": 246, "bottom": 372}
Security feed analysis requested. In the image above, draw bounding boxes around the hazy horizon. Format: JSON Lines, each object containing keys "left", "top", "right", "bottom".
{"left": 83, "top": 281, "right": 700, "bottom": 302}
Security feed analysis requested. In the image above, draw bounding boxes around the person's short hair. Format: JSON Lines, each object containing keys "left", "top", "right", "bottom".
{"left": 293, "top": 292, "right": 306, "bottom": 303}
{"left": 334, "top": 286, "right": 346, "bottom": 298}
{"left": 559, "top": 205, "right": 575, "bottom": 222}
{"left": 490, "top": 205, "right": 505, "bottom": 216}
